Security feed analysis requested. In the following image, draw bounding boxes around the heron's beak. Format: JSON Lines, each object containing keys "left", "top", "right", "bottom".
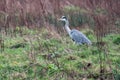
{"left": 58, "top": 18, "right": 63, "bottom": 21}
{"left": 58, "top": 18, "right": 61, "bottom": 21}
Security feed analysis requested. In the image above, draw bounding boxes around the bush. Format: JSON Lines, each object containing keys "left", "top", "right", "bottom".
{"left": 62, "top": 6, "right": 91, "bottom": 27}
{"left": 113, "top": 37, "right": 120, "bottom": 45}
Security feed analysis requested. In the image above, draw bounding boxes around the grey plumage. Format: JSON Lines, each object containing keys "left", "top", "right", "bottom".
{"left": 59, "top": 16, "right": 92, "bottom": 45}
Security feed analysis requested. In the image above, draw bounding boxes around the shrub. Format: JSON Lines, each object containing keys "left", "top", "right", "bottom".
{"left": 113, "top": 37, "right": 120, "bottom": 45}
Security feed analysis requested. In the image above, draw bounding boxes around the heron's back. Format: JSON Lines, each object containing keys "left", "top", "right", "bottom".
{"left": 70, "top": 29, "right": 92, "bottom": 45}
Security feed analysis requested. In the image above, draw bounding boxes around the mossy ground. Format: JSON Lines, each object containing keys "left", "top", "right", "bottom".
{"left": 0, "top": 28, "right": 120, "bottom": 80}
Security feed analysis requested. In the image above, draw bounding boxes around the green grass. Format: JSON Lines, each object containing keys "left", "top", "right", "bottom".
{"left": 0, "top": 28, "right": 120, "bottom": 80}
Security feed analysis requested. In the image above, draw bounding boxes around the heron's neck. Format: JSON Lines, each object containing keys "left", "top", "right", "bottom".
{"left": 65, "top": 20, "right": 71, "bottom": 35}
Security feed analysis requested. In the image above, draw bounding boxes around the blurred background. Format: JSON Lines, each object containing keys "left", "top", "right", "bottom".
{"left": 0, "top": 0, "right": 120, "bottom": 34}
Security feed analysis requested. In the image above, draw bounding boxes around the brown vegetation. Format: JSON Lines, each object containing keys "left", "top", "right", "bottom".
{"left": 0, "top": 0, "right": 120, "bottom": 29}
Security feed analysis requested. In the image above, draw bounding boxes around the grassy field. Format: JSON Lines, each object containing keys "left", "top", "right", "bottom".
{"left": 0, "top": 27, "right": 120, "bottom": 80}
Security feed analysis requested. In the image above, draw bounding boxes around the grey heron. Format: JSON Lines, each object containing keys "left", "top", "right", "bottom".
{"left": 59, "top": 16, "right": 92, "bottom": 45}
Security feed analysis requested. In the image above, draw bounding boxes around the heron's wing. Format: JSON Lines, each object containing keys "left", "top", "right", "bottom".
{"left": 70, "top": 29, "right": 91, "bottom": 44}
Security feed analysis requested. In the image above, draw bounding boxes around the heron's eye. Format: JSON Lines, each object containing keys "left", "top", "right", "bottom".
{"left": 62, "top": 16, "right": 66, "bottom": 18}
{"left": 62, "top": 16, "right": 67, "bottom": 20}
{"left": 63, "top": 17, "right": 66, "bottom": 18}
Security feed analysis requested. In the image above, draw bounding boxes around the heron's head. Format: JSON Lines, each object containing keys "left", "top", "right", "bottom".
{"left": 59, "top": 16, "right": 68, "bottom": 22}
